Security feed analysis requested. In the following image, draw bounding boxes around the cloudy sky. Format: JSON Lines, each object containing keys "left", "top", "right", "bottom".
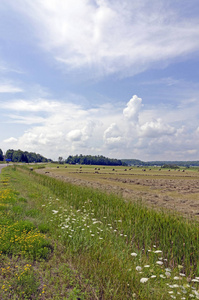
{"left": 0, "top": 0, "right": 199, "bottom": 161}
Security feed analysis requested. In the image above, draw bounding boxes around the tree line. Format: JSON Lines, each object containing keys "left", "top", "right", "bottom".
{"left": 65, "top": 154, "right": 127, "bottom": 166}
{"left": 122, "top": 159, "right": 199, "bottom": 167}
{"left": 0, "top": 149, "right": 51, "bottom": 163}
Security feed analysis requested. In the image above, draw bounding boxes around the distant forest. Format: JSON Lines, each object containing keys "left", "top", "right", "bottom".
{"left": 121, "top": 159, "right": 199, "bottom": 167}
{"left": 65, "top": 154, "right": 127, "bottom": 166}
{"left": 0, "top": 149, "right": 51, "bottom": 163}
{"left": 1, "top": 148, "right": 198, "bottom": 167}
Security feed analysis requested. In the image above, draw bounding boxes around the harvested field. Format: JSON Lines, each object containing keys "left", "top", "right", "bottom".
{"left": 37, "top": 165, "right": 199, "bottom": 219}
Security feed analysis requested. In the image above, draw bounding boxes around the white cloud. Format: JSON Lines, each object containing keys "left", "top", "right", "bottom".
{"left": 103, "top": 123, "right": 123, "bottom": 147}
{"left": 3, "top": 137, "right": 18, "bottom": 143}
{"left": 123, "top": 95, "right": 142, "bottom": 122}
{"left": 1, "top": 99, "right": 59, "bottom": 112}
{"left": 139, "top": 118, "right": 176, "bottom": 138}
{"left": 1, "top": 95, "right": 199, "bottom": 160}
{"left": 7, "top": 0, "right": 199, "bottom": 77}
{"left": 5, "top": 114, "right": 45, "bottom": 125}
{"left": 67, "top": 129, "right": 83, "bottom": 142}
{"left": 0, "top": 84, "right": 23, "bottom": 93}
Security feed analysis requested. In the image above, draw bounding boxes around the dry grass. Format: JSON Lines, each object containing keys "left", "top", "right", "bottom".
{"left": 36, "top": 164, "right": 199, "bottom": 220}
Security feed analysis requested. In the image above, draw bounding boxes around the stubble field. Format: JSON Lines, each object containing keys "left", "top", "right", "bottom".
{"left": 37, "top": 164, "right": 199, "bottom": 220}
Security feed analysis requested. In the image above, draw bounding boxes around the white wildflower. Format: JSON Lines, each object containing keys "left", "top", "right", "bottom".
{"left": 151, "top": 275, "right": 156, "bottom": 278}
{"left": 193, "top": 290, "right": 199, "bottom": 298}
{"left": 173, "top": 276, "right": 180, "bottom": 280}
{"left": 165, "top": 268, "right": 171, "bottom": 272}
{"left": 154, "top": 250, "right": 162, "bottom": 253}
{"left": 192, "top": 279, "right": 199, "bottom": 283}
{"left": 131, "top": 253, "right": 137, "bottom": 257}
{"left": 156, "top": 261, "right": 163, "bottom": 265}
{"left": 52, "top": 210, "right": 58, "bottom": 214}
{"left": 140, "top": 277, "right": 149, "bottom": 283}
{"left": 165, "top": 271, "right": 171, "bottom": 278}
{"left": 136, "top": 266, "right": 142, "bottom": 271}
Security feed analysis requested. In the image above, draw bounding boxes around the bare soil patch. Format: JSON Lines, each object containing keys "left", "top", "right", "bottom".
{"left": 36, "top": 166, "right": 199, "bottom": 220}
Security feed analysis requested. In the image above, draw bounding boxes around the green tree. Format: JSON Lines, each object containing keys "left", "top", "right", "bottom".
{"left": 0, "top": 149, "right": 4, "bottom": 161}
{"left": 5, "top": 149, "right": 14, "bottom": 161}
{"left": 12, "top": 150, "right": 24, "bottom": 162}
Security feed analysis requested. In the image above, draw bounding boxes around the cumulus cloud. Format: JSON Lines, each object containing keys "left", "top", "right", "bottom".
{"left": 123, "top": 95, "right": 142, "bottom": 122}
{"left": 139, "top": 118, "right": 176, "bottom": 138}
{"left": 1, "top": 95, "right": 199, "bottom": 160}
{"left": 67, "top": 129, "right": 83, "bottom": 142}
{"left": 67, "top": 121, "right": 95, "bottom": 143}
{"left": 103, "top": 123, "right": 123, "bottom": 147}
{"left": 7, "top": 0, "right": 199, "bottom": 77}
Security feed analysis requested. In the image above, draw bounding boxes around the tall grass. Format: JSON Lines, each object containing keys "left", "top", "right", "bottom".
{"left": 2, "top": 165, "right": 199, "bottom": 299}
{"left": 22, "top": 165, "right": 199, "bottom": 275}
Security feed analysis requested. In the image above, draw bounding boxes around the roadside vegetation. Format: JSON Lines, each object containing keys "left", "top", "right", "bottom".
{"left": 0, "top": 165, "right": 199, "bottom": 299}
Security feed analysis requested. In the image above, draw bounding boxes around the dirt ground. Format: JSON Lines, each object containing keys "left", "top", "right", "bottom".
{"left": 36, "top": 165, "right": 199, "bottom": 220}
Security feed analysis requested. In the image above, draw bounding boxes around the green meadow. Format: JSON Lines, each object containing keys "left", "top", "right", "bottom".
{"left": 0, "top": 164, "right": 199, "bottom": 299}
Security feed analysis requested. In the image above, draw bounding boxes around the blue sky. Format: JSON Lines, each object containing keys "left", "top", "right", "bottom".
{"left": 0, "top": 0, "right": 199, "bottom": 161}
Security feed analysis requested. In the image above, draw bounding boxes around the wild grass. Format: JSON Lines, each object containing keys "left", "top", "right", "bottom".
{"left": 27, "top": 166, "right": 199, "bottom": 274}
{"left": 0, "top": 165, "right": 199, "bottom": 299}
{"left": 0, "top": 169, "right": 95, "bottom": 299}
